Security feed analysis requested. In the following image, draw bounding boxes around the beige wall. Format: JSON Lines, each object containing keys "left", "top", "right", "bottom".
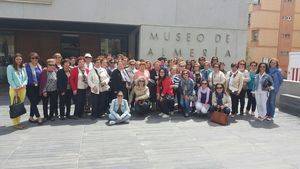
{"left": 261, "top": 0, "right": 281, "bottom": 11}
{"left": 251, "top": 11, "right": 280, "bottom": 29}
{"left": 294, "top": 14, "right": 300, "bottom": 30}
{"left": 258, "top": 29, "right": 279, "bottom": 46}
{"left": 248, "top": 47, "right": 278, "bottom": 62}
{"left": 295, "top": 0, "right": 300, "bottom": 13}
{"left": 292, "top": 31, "right": 300, "bottom": 48}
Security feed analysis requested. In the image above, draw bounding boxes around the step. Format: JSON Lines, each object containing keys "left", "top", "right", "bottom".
{"left": 279, "top": 94, "right": 300, "bottom": 117}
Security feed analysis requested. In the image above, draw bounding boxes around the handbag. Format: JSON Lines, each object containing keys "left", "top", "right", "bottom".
{"left": 9, "top": 95, "right": 26, "bottom": 119}
{"left": 210, "top": 110, "right": 228, "bottom": 125}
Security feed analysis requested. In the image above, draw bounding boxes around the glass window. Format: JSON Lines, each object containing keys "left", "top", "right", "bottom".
{"left": 0, "top": 32, "right": 15, "bottom": 83}
{"left": 61, "top": 34, "right": 80, "bottom": 58}
{"left": 100, "top": 38, "right": 122, "bottom": 55}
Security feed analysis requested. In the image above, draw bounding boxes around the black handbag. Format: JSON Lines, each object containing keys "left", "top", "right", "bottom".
{"left": 9, "top": 95, "right": 26, "bottom": 119}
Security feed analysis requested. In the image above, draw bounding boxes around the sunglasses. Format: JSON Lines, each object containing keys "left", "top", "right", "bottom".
{"left": 202, "top": 83, "right": 208, "bottom": 85}
{"left": 260, "top": 66, "right": 266, "bottom": 68}
{"left": 250, "top": 64, "right": 257, "bottom": 67}
{"left": 48, "top": 64, "right": 55, "bottom": 66}
{"left": 216, "top": 87, "right": 223, "bottom": 89}
{"left": 31, "top": 57, "right": 38, "bottom": 60}
{"left": 117, "top": 95, "right": 123, "bottom": 97}
{"left": 240, "top": 63, "right": 246, "bottom": 66}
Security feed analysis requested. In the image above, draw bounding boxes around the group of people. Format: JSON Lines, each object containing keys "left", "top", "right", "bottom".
{"left": 6, "top": 52, "right": 283, "bottom": 129}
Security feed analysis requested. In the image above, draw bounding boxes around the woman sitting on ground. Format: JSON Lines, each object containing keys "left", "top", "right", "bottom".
{"left": 211, "top": 83, "right": 232, "bottom": 115}
{"left": 195, "top": 80, "right": 211, "bottom": 115}
{"left": 108, "top": 91, "right": 131, "bottom": 125}
{"left": 129, "top": 77, "right": 150, "bottom": 115}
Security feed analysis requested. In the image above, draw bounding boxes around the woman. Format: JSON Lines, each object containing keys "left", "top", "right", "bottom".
{"left": 25, "top": 52, "right": 42, "bottom": 124}
{"left": 149, "top": 61, "right": 161, "bottom": 110}
{"left": 7, "top": 53, "right": 28, "bottom": 129}
{"left": 246, "top": 61, "right": 257, "bottom": 116}
{"left": 70, "top": 57, "right": 90, "bottom": 119}
{"left": 237, "top": 60, "right": 250, "bottom": 115}
{"left": 192, "top": 63, "right": 202, "bottom": 91}
{"left": 267, "top": 58, "right": 283, "bottom": 120}
{"left": 226, "top": 63, "right": 244, "bottom": 117}
{"left": 108, "top": 91, "right": 131, "bottom": 125}
{"left": 208, "top": 63, "right": 226, "bottom": 89}
{"left": 195, "top": 80, "right": 211, "bottom": 115}
{"left": 57, "top": 59, "right": 72, "bottom": 120}
{"left": 129, "top": 77, "right": 150, "bottom": 115}
{"left": 157, "top": 68, "right": 175, "bottom": 114}
{"left": 39, "top": 59, "right": 58, "bottom": 121}
{"left": 211, "top": 83, "right": 231, "bottom": 115}
{"left": 201, "top": 61, "right": 212, "bottom": 81}
{"left": 211, "top": 56, "right": 219, "bottom": 67}
{"left": 53, "top": 53, "right": 63, "bottom": 70}
{"left": 133, "top": 61, "right": 150, "bottom": 82}
{"left": 88, "top": 57, "right": 110, "bottom": 120}
{"left": 179, "top": 69, "right": 194, "bottom": 117}
{"left": 110, "top": 60, "right": 131, "bottom": 100}
{"left": 253, "top": 63, "right": 274, "bottom": 121}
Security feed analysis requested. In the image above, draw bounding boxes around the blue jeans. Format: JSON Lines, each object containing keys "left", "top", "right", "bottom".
{"left": 267, "top": 90, "right": 276, "bottom": 118}
{"left": 108, "top": 113, "right": 131, "bottom": 124}
{"left": 180, "top": 98, "right": 191, "bottom": 115}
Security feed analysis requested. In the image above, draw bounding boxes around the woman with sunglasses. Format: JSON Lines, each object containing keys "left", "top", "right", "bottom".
{"left": 129, "top": 76, "right": 150, "bottom": 115}
{"left": 208, "top": 63, "right": 226, "bottom": 89}
{"left": 253, "top": 63, "right": 274, "bottom": 121}
{"left": 211, "top": 56, "right": 219, "bottom": 67}
{"left": 246, "top": 61, "right": 258, "bottom": 116}
{"left": 57, "top": 59, "right": 72, "bottom": 120}
{"left": 237, "top": 60, "right": 250, "bottom": 115}
{"left": 108, "top": 91, "right": 131, "bottom": 125}
{"left": 192, "top": 63, "right": 202, "bottom": 91}
{"left": 70, "top": 57, "right": 90, "bottom": 119}
{"left": 157, "top": 68, "right": 175, "bottom": 114}
{"left": 211, "top": 83, "right": 231, "bottom": 115}
{"left": 25, "top": 52, "right": 43, "bottom": 124}
{"left": 7, "top": 53, "right": 28, "bottom": 129}
{"left": 40, "top": 59, "right": 58, "bottom": 121}
{"left": 226, "top": 63, "right": 244, "bottom": 117}
{"left": 179, "top": 69, "right": 195, "bottom": 117}
{"left": 266, "top": 58, "right": 283, "bottom": 121}
{"left": 195, "top": 80, "right": 211, "bottom": 115}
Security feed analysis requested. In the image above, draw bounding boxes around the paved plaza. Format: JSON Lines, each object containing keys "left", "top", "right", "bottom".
{"left": 0, "top": 91, "right": 300, "bottom": 169}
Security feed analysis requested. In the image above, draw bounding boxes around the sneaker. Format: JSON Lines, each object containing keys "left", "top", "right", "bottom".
{"left": 109, "top": 121, "right": 116, "bottom": 125}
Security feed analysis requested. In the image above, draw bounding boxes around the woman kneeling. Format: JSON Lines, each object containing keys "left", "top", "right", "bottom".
{"left": 211, "top": 83, "right": 231, "bottom": 115}
{"left": 108, "top": 91, "right": 131, "bottom": 125}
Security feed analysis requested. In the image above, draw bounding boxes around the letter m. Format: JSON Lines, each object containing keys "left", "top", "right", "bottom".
{"left": 150, "top": 33, "right": 159, "bottom": 40}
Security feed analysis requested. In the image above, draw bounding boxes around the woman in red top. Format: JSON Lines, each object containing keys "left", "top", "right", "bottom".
{"left": 156, "top": 68, "right": 175, "bottom": 114}
{"left": 69, "top": 57, "right": 90, "bottom": 118}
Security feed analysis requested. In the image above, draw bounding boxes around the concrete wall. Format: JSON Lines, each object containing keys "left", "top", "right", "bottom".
{"left": 276, "top": 80, "right": 300, "bottom": 106}
{"left": 0, "top": 0, "right": 248, "bottom": 29}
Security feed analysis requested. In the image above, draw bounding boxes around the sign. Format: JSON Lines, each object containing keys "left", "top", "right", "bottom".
{"left": 139, "top": 25, "right": 246, "bottom": 67}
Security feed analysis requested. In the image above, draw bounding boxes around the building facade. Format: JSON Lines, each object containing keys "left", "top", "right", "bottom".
{"left": 248, "top": 0, "right": 300, "bottom": 73}
{"left": 0, "top": 0, "right": 248, "bottom": 81}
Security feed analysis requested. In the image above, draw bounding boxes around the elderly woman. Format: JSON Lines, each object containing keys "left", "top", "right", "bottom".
{"left": 211, "top": 83, "right": 232, "bottom": 115}
{"left": 267, "top": 58, "right": 283, "bottom": 121}
{"left": 108, "top": 91, "right": 131, "bottom": 125}
{"left": 237, "top": 60, "right": 250, "bottom": 115}
{"left": 7, "top": 53, "right": 28, "bottom": 129}
{"left": 129, "top": 77, "right": 150, "bottom": 115}
{"left": 195, "top": 80, "right": 211, "bottom": 115}
{"left": 40, "top": 59, "right": 58, "bottom": 121}
{"left": 88, "top": 57, "right": 110, "bottom": 120}
{"left": 179, "top": 69, "right": 195, "bottom": 117}
{"left": 133, "top": 61, "right": 150, "bottom": 82}
{"left": 208, "top": 62, "right": 226, "bottom": 89}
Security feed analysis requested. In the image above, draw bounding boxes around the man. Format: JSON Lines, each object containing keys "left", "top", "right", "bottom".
{"left": 84, "top": 53, "right": 94, "bottom": 71}
{"left": 53, "top": 53, "right": 63, "bottom": 70}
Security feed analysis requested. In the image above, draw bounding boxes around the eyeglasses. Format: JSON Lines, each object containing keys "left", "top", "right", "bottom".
{"left": 202, "top": 83, "right": 208, "bottom": 85}
{"left": 48, "top": 64, "right": 55, "bottom": 67}
{"left": 117, "top": 95, "right": 123, "bottom": 97}
{"left": 260, "top": 66, "right": 266, "bottom": 68}
{"left": 250, "top": 64, "right": 257, "bottom": 67}
{"left": 216, "top": 87, "right": 223, "bottom": 89}
{"left": 31, "top": 57, "right": 38, "bottom": 60}
{"left": 240, "top": 63, "right": 246, "bottom": 66}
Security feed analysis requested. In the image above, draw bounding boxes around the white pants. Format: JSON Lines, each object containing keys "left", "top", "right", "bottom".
{"left": 195, "top": 102, "right": 210, "bottom": 114}
{"left": 255, "top": 91, "right": 268, "bottom": 117}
